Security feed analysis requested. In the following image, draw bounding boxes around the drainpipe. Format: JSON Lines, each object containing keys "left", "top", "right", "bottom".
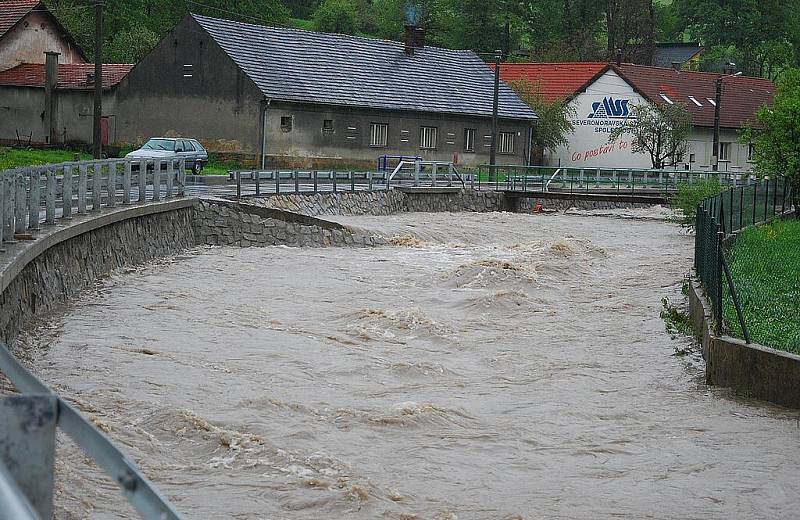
{"left": 44, "top": 51, "right": 60, "bottom": 144}
{"left": 526, "top": 123, "right": 534, "bottom": 166}
{"left": 260, "top": 97, "right": 271, "bottom": 169}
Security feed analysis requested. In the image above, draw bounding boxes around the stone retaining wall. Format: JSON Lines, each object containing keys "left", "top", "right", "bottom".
{"left": 1, "top": 204, "right": 195, "bottom": 345}
{"left": 244, "top": 189, "right": 507, "bottom": 216}
{"left": 193, "top": 199, "right": 386, "bottom": 248}
{"left": 688, "top": 279, "right": 800, "bottom": 408}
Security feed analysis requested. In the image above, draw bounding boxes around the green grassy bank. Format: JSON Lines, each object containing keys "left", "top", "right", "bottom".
{"left": 0, "top": 147, "right": 91, "bottom": 170}
{"left": 724, "top": 218, "right": 800, "bottom": 353}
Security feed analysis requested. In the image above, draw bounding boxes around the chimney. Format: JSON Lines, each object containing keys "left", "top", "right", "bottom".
{"left": 44, "top": 51, "right": 60, "bottom": 144}
{"left": 614, "top": 48, "right": 622, "bottom": 66}
{"left": 671, "top": 61, "right": 682, "bottom": 71}
{"left": 404, "top": 24, "right": 415, "bottom": 55}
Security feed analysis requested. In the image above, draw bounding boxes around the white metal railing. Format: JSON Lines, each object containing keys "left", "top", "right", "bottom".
{"left": 387, "top": 160, "right": 465, "bottom": 187}
{"left": 0, "top": 157, "right": 189, "bottom": 247}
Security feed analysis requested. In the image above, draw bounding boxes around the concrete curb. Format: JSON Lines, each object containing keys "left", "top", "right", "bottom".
{"left": 688, "top": 278, "right": 800, "bottom": 408}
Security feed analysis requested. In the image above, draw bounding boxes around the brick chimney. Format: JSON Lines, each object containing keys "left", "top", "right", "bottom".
{"left": 404, "top": 25, "right": 426, "bottom": 56}
{"left": 44, "top": 51, "right": 60, "bottom": 144}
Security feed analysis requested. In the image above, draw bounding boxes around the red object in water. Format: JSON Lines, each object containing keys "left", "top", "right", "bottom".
{"left": 533, "top": 203, "right": 543, "bottom": 213}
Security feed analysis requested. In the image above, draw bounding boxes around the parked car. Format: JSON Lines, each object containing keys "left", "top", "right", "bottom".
{"left": 125, "top": 138, "right": 208, "bottom": 174}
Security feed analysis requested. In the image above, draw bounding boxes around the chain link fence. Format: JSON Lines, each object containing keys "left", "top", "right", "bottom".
{"left": 694, "top": 176, "right": 794, "bottom": 341}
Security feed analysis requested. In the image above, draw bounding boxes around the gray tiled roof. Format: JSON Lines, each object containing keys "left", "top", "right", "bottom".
{"left": 653, "top": 43, "right": 702, "bottom": 69}
{"left": 192, "top": 14, "right": 537, "bottom": 121}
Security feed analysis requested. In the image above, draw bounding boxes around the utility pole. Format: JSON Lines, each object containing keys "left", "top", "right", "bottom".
{"left": 489, "top": 49, "right": 501, "bottom": 181}
{"left": 712, "top": 76, "right": 721, "bottom": 172}
{"left": 93, "top": 0, "right": 103, "bottom": 159}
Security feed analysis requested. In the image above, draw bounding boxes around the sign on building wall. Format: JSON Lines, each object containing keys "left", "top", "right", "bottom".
{"left": 553, "top": 70, "right": 653, "bottom": 169}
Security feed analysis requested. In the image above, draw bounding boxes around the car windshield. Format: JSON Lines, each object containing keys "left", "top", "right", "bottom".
{"left": 142, "top": 139, "right": 175, "bottom": 151}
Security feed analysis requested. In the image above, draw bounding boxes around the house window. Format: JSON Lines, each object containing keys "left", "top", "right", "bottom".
{"left": 322, "top": 119, "right": 334, "bottom": 132}
{"left": 498, "top": 132, "right": 514, "bottom": 154}
{"left": 370, "top": 123, "right": 388, "bottom": 147}
{"left": 420, "top": 126, "right": 437, "bottom": 149}
{"left": 719, "top": 142, "right": 730, "bottom": 162}
{"left": 464, "top": 128, "right": 475, "bottom": 152}
{"left": 280, "top": 116, "right": 293, "bottom": 132}
{"left": 748, "top": 142, "right": 755, "bottom": 161}
{"left": 689, "top": 153, "right": 696, "bottom": 163}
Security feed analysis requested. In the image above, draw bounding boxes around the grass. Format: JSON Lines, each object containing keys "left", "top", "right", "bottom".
{"left": 0, "top": 147, "right": 91, "bottom": 170}
{"left": 724, "top": 218, "right": 800, "bottom": 353}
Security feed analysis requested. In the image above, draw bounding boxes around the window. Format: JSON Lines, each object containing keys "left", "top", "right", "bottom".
{"left": 370, "top": 123, "right": 388, "bottom": 147}
{"left": 322, "top": 119, "right": 334, "bottom": 132}
{"left": 182, "top": 140, "right": 196, "bottom": 152}
{"left": 464, "top": 128, "right": 475, "bottom": 152}
{"left": 748, "top": 142, "right": 755, "bottom": 161}
{"left": 659, "top": 93, "right": 674, "bottom": 104}
{"left": 280, "top": 116, "right": 293, "bottom": 132}
{"left": 688, "top": 95, "right": 702, "bottom": 107}
{"left": 420, "top": 126, "right": 437, "bottom": 149}
{"left": 182, "top": 64, "right": 193, "bottom": 78}
{"left": 689, "top": 153, "right": 696, "bottom": 163}
{"left": 719, "top": 142, "right": 730, "bottom": 161}
{"left": 498, "top": 132, "right": 514, "bottom": 154}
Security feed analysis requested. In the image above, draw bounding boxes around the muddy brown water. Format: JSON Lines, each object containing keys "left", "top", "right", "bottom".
{"left": 11, "top": 211, "right": 800, "bottom": 519}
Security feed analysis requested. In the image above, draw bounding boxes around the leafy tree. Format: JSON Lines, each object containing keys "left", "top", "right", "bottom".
{"left": 313, "top": 0, "right": 359, "bottom": 34}
{"left": 107, "top": 26, "right": 160, "bottom": 63}
{"left": 508, "top": 79, "right": 575, "bottom": 154}
{"left": 608, "top": 103, "right": 691, "bottom": 169}
{"left": 743, "top": 69, "right": 800, "bottom": 216}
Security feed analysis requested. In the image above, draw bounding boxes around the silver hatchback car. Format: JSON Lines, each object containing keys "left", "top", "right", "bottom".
{"left": 125, "top": 137, "right": 209, "bottom": 174}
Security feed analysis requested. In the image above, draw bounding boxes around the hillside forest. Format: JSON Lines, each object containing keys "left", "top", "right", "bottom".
{"left": 44, "top": 0, "right": 800, "bottom": 80}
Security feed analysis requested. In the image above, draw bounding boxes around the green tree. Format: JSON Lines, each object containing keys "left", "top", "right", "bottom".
{"left": 608, "top": 102, "right": 692, "bottom": 169}
{"left": 743, "top": 69, "right": 800, "bottom": 216}
{"left": 313, "top": 0, "right": 359, "bottom": 34}
{"left": 508, "top": 79, "right": 575, "bottom": 155}
{"left": 107, "top": 26, "right": 160, "bottom": 63}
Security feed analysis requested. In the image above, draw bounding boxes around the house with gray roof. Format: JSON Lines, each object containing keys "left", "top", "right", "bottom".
{"left": 114, "top": 14, "right": 538, "bottom": 168}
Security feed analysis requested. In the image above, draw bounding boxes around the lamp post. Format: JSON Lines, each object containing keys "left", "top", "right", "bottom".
{"left": 712, "top": 67, "right": 742, "bottom": 172}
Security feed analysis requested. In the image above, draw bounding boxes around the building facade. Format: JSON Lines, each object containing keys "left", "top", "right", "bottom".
{"left": 0, "top": 0, "right": 86, "bottom": 71}
{"left": 114, "top": 14, "right": 537, "bottom": 168}
{"left": 499, "top": 62, "right": 774, "bottom": 172}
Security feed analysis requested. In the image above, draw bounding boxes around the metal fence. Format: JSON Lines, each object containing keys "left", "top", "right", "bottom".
{"left": 473, "top": 164, "right": 753, "bottom": 195}
{"left": 1, "top": 158, "right": 188, "bottom": 246}
{"left": 0, "top": 342, "right": 183, "bottom": 519}
{"left": 694, "top": 176, "right": 794, "bottom": 341}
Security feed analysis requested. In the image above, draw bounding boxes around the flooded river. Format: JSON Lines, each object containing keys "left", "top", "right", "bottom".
{"left": 14, "top": 211, "right": 800, "bottom": 519}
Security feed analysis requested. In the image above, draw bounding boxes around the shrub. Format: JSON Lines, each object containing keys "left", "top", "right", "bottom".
{"left": 671, "top": 178, "right": 725, "bottom": 226}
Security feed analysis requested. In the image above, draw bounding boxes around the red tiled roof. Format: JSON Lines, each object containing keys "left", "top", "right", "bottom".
{"left": 0, "top": 0, "right": 40, "bottom": 37}
{"left": 0, "top": 62, "right": 133, "bottom": 89}
{"left": 494, "top": 61, "right": 775, "bottom": 129}
{"left": 616, "top": 63, "right": 775, "bottom": 129}
{"left": 492, "top": 62, "right": 608, "bottom": 103}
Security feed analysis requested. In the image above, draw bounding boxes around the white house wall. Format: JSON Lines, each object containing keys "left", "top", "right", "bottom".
{"left": 548, "top": 69, "right": 755, "bottom": 172}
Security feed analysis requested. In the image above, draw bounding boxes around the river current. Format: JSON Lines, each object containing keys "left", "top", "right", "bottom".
{"left": 12, "top": 211, "right": 800, "bottom": 519}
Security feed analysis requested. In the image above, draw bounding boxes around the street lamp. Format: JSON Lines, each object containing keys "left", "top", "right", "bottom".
{"left": 712, "top": 65, "right": 742, "bottom": 172}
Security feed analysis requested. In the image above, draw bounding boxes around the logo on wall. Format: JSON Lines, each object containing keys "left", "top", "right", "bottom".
{"left": 588, "top": 97, "right": 630, "bottom": 119}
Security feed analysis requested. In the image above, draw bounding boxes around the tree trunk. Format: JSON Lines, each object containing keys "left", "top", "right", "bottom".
{"left": 792, "top": 174, "right": 800, "bottom": 219}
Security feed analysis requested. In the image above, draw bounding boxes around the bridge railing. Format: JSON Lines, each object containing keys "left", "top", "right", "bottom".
{"left": 0, "top": 342, "right": 183, "bottom": 519}
{"left": 0, "top": 157, "right": 189, "bottom": 247}
{"left": 473, "top": 165, "right": 753, "bottom": 195}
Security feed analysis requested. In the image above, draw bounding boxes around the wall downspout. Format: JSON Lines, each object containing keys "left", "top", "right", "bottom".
{"left": 526, "top": 123, "right": 534, "bottom": 166}
{"left": 260, "top": 98, "right": 271, "bottom": 169}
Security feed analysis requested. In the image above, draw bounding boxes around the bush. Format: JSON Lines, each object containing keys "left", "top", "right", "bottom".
{"left": 671, "top": 178, "right": 725, "bottom": 226}
{"left": 313, "top": 0, "right": 359, "bottom": 34}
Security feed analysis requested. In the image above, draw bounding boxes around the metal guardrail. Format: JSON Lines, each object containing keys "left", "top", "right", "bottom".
{"left": 694, "top": 176, "right": 794, "bottom": 341}
{"left": 474, "top": 164, "right": 756, "bottom": 195}
{"left": 0, "top": 157, "right": 188, "bottom": 247}
{"left": 0, "top": 342, "right": 183, "bottom": 519}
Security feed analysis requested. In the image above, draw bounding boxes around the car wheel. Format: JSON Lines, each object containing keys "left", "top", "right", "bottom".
{"left": 192, "top": 163, "right": 203, "bottom": 175}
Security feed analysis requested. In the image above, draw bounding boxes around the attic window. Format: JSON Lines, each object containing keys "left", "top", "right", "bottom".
{"left": 659, "top": 93, "right": 674, "bottom": 105}
{"left": 183, "top": 64, "right": 193, "bottom": 78}
{"left": 281, "top": 116, "right": 293, "bottom": 132}
{"left": 707, "top": 98, "right": 717, "bottom": 106}
{"left": 688, "top": 95, "right": 702, "bottom": 107}
{"left": 322, "top": 119, "right": 334, "bottom": 132}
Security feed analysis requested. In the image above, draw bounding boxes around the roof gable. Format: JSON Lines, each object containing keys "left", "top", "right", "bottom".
{"left": 190, "top": 14, "right": 537, "bottom": 121}
{"left": 0, "top": 0, "right": 40, "bottom": 37}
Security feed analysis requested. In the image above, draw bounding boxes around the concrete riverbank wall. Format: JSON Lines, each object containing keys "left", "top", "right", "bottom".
{"left": 689, "top": 279, "right": 800, "bottom": 408}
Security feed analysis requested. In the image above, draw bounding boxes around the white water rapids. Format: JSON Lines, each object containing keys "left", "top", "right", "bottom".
{"left": 11, "top": 210, "right": 800, "bottom": 519}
